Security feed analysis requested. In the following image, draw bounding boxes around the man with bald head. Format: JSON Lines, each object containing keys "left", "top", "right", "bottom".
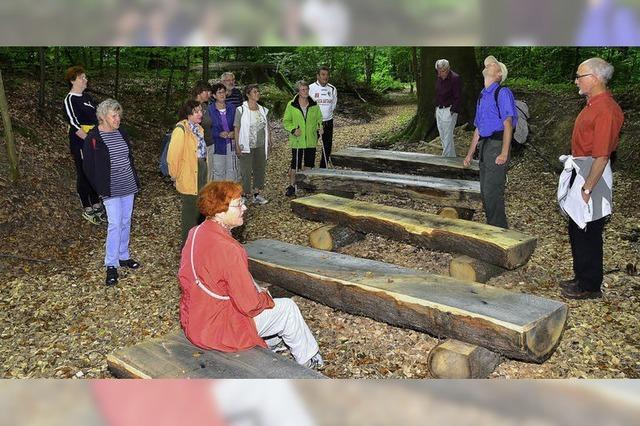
{"left": 560, "top": 57, "right": 623, "bottom": 300}
{"left": 464, "top": 55, "right": 517, "bottom": 229}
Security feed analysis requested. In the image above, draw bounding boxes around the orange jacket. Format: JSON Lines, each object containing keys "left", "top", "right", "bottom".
{"left": 178, "top": 220, "right": 274, "bottom": 351}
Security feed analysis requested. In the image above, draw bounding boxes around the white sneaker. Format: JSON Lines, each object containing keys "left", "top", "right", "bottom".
{"left": 253, "top": 194, "right": 269, "bottom": 205}
{"left": 303, "top": 352, "right": 324, "bottom": 370}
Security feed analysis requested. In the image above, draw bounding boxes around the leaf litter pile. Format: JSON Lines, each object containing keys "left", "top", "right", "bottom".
{"left": 1, "top": 79, "right": 638, "bottom": 379}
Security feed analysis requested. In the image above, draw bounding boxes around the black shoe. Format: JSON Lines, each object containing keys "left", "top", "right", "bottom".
{"left": 106, "top": 266, "right": 118, "bottom": 286}
{"left": 119, "top": 259, "right": 141, "bottom": 269}
{"left": 561, "top": 282, "right": 602, "bottom": 300}
{"left": 285, "top": 185, "right": 296, "bottom": 197}
{"left": 559, "top": 278, "right": 578, "bottom": 290}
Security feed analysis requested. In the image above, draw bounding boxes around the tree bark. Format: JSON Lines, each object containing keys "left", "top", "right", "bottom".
{"left": 38, "top": 47, "right": 45, "bottom": 115}
{"left": 0, "top": 69, "right": 20, "bottom": 183}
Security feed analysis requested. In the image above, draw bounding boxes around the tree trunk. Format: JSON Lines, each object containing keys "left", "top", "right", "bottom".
{"left": 182, "top": 48, "right": 191, "bottom": 93}
{"left": 400, "top": 47, "right": 481, "bottom": 143}
{"left": 202, "top": 47, "right": 209, "bottom": 82}
{"left": 114, "top": 47, "right": 120, "bottom": 99}
{"left": 38, "top": 47, "right": 45, "bottom": 115}
{"left": 164, "top": 58, "right": 176, "bottom": 125}
{"left": 99, "top": 47, "right": 105, "bottom": 72}
{"left": 364, "top": 47, "right": 376, "bottom": 86}
{"left": 0, "top": 69, "right": 20, "bottom": 183}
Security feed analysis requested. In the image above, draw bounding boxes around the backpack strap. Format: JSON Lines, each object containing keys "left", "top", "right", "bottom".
{"left": 493, "top": 85, "right": 504, "bottom": 118}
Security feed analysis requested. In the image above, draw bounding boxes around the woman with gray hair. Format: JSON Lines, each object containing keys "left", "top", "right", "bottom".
{"left": 82, "top": 99, "right": 141, "bottom": 286}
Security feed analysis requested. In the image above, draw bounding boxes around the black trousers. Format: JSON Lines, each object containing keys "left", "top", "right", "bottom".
{"left": 319, "top": 119, "right": 334, "bottom": 168}
{"left": 69, "top": 135, "right": 98, "bottom": 208}
{"left": 568, "top": 216, "right": 606, "bottom": 291}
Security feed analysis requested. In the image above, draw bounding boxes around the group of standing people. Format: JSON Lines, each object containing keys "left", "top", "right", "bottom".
{"left": 435, "top": 55, "right": 623, "bottom": 300}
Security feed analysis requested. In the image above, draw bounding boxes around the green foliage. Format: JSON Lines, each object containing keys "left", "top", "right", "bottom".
{"left": 257, "top": 83, "right": 292, "bottom": 119}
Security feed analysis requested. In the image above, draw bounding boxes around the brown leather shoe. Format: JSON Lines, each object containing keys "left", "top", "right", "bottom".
{"left": 561, "top": 282, "right": 602, "bottom": 299}
{"left": 559, "top": 278, "right": 577, "bottom": 290}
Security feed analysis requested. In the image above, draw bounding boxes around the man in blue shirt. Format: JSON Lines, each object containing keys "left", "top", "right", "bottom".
{"left": 463, "top": 55, "right": 518, "bottom": 229}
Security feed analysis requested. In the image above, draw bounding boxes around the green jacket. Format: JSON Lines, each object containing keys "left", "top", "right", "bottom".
{"left": 283, "top": 95, "right": 323, "bottom": 149}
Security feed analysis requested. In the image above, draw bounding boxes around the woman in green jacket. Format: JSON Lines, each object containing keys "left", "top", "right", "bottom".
{"left": 282, "top": 80, "right": 324, "bottom": 197}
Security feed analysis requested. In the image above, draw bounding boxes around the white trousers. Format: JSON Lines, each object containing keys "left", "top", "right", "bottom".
{"left": 253, "top": 298, "right": 319, "bottom": 365}
{"left": 435, "top": 107, "right": 458, "bottom": 157}
{"left": 206, "top": 145, "right": 216, "bottom": 182}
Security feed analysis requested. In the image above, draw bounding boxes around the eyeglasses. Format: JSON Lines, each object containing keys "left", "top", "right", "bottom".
{"left": 575, "top": 73, "right": 592, "bottom": 80}
{"left": 229, "top": 199, "right": 245, "bottom": 209}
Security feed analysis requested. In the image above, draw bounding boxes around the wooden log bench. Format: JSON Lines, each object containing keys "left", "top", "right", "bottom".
{"left": 291, "top": 193, "right": 537, "bottom": 270}
{"left": 309, "top": 224, "right": 366, "bottom": 251}
{"left": 245, "top": 239, "right": 567, "bottom": 363}
{"left": 295, "top": 168, "right": 481, "bottom": 213}
{"left": 107, "top": 330, "right": 325, "bottom": 378}
{"left": 449, "top": 255, "right": 507, "bottom": 283}
{"left": 330, "top": 147, "right": 480, "bottom": 180}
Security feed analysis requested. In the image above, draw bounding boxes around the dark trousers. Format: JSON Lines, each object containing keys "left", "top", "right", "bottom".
{"left": 568, "top": 216, "right": 606, "bottom": 291}
{"left": 69, "top": 137, "right": 98, "bottom": 208}
{"left": 319, "top": 119, "right": 334, "bottom": 168}
{"left": 479, "top": 138, "right": 509, "bottom": 229}
{"left": 180, "top": 158, "right": 208, "bottom": 248}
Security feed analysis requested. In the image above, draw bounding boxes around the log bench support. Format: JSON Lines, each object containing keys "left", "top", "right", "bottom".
{"left": 427, "top": 339, "right": 502, "bottom": 379}
{"left": 309, "top": 224, "right": 366, "bottom": 251}
{"left": 449, "top": 255, "right": 507, "bottom": 283}
{"left": 437, "top": 207, "right": 475, "bottom": 221}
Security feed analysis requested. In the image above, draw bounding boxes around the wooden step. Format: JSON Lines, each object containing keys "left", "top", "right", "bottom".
{"left": 331, "top": 147, "right": 480, "bottom": 180}
{"left": 291, "top": 193, "right": 536, "bottom": 270}
{"left": 295, "top": 168, "right": 481, "bottom": 211}
{"left": 107, "top": 330, "right": 325, "bottom": 379}
{"left": 245, "top": 240, "right": 567, "bottom": 363}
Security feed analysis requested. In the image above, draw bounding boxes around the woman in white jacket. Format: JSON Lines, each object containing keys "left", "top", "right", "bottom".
{"left": 234, "top": 84, "right": 270, "bottom": 205}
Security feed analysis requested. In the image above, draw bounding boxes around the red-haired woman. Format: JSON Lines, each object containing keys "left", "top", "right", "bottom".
{"left": 178, "top": 181, "right": 323, "bottom": 369}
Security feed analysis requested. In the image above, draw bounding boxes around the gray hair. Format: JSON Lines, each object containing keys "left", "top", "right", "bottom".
{"left": 435, "top": 59, "right": 450, "bottom": 70}
{"left": 295, "top": 80, "right": 309, "bottom": 91}
{"left": 96, "top": 99, "right": 122, "bottom": 122}
{"left": 221, "top": 72, "right": 235, "bottom": 80}
{"left": 581, "top": 57, "right": 614, "bottom": 84}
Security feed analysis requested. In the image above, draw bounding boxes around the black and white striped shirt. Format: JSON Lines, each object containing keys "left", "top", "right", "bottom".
{"left": 100, "top": 130, "right": 138, "bottom": 198}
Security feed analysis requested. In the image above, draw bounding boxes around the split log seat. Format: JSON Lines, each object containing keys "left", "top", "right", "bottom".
{"left": 245, "top": 239, "right": 567, "bottom": 363}
{"left": 107, "top": 330, "right": 324, "bottom": 378}
{"left": 331, "top": 147, "right": 480, "bottom": 180}
{"left": 291, "top": 193, "right": 537, "bottom": 270}
{"left": 295, "top": 168, "right": 481, "bottom": 212}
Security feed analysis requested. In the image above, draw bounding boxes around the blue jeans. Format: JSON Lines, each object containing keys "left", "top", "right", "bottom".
{"left": 103, "top": 194, "right": 135, "bottom": 267}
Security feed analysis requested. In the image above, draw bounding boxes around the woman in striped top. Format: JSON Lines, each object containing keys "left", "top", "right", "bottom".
{"left": 63, "top": 66, "right": 104, "bottom": 225}
{"left": 82, "top": 99, "right": 141, "bottom": 286}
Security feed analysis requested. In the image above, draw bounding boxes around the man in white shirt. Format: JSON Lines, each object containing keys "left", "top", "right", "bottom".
{"left": 309, "top": 66, "right": 337, "bottom": 168}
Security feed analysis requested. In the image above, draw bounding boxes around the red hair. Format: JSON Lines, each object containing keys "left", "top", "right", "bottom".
{"left": 198, "top": 181, "right": 243, "bottom": 217}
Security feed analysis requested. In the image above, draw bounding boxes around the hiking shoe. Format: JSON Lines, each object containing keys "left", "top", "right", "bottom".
{"left": 105, "top": 266, "right": 118, "bottom": 286}
{"left": 119, "top": 259, "right": 141, "bottom": 269}
{"left": 82, "top": 210, "right": 101, "bottom": 225}
{"left": 285, "top": 185, "right": 296, "bottom": 197}
{"left": 304, "top": 352, "right": 325, "bottom": 370}
{"left": 253, "top": 194, "right": 269, "bottom": 205}
{"left": 559, "top": 278, "right": 578, "bottom": 290}
{"left": 94, "top": 206, "right": 108, "bottom": 224}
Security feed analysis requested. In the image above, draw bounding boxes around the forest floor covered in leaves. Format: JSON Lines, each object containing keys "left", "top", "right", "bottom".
{"left": 0, "top": 79, "right": 638, "bottom": 379}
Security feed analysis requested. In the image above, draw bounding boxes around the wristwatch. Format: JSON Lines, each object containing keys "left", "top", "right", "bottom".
{"left": 582, "top": 187, "right": 591, "bottom": 195}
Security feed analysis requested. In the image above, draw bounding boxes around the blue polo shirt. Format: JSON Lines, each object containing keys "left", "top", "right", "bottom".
{"left": 474, "top": 82, "right": 518, "bottom": 138}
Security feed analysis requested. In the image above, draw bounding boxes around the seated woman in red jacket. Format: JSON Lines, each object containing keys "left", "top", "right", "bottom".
{"left": 178, "top": 181, "right": 323, "bottom": 369}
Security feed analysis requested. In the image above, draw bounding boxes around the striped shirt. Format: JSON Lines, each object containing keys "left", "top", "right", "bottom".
{"left": 100, "top": 130, "right": 138, "bottom": 198}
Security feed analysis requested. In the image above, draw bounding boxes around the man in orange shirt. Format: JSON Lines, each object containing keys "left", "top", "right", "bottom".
{"left": 561, "top": 57, "right": 624, "bottom": 300}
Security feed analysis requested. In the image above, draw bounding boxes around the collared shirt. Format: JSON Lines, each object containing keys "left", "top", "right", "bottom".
{"left": 474, "top": 82, "right": 518, "bottom": 138}
{"left": 571, "top": 91, "right": 623, "bottom": 157}
{"left": 435, "top": 70, "right": 462, "bottom": 113}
